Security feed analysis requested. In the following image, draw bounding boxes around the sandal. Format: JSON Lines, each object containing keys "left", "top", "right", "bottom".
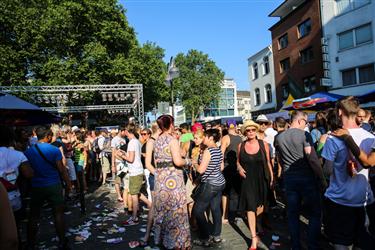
{"left": 193, "top": 239, "right": 210, "bottom": 247}
{"left": 139, "top": 239, "right": 149, "bottom": 247}
{"left": 129, "top": 241, "right": 140, "bottom": 248}
{"left": 117, "top": 198, "right": 124, "bottom": 202}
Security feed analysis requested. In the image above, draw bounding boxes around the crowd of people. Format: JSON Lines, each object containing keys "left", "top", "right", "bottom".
{"left": 1, "top": 95, "right": 375, "bottom": 250}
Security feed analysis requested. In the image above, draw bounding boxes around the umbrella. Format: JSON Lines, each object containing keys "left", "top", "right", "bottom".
{"left": 0, "top": 92, "right": 62, "bottom": 126}
{"left": 283, "top": 92, "right": 344, "bottom": 111}
{"left": 358, "top": 89, "right": 375, "bottom": 104}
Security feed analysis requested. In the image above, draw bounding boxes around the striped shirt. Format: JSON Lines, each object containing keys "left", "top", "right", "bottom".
{"left": 202, "top": 147, "right": 225, "bottom": 186}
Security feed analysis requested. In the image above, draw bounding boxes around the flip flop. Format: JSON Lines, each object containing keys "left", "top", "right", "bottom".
{"left": 117, "top": 198, "right": 124, "bottom": 202}
{"left": 129, "top": 240, "right": 140, "bottom": 248}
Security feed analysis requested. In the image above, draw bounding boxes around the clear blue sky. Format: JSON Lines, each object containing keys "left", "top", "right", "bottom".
{"left": 120, "top": 0, "right": 283, "bottom": 90}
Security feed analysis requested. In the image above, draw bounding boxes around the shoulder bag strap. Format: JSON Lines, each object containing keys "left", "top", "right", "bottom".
{"left": 35, "top": 144, "right": 57, "bottom": 170}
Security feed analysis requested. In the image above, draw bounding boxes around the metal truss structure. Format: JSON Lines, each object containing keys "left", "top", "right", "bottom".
{"left": 0, "top": 84, "right": 145, "bottom": 126}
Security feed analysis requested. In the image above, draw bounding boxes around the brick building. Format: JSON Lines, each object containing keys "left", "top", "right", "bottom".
{"left": 269, "top": 0, "right": 325, "bottom": 109}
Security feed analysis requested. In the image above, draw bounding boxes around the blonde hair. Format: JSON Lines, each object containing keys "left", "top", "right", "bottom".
{"left": 50, "top": 124, "right": 60, "bottom": 137}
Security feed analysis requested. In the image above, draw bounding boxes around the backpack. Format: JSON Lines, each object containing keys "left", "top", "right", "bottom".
{"left": 102, "top": 137, "right": 112, "bottom": 153}
{"left": 93, "top": 138, "right": 100, "bottom": 153}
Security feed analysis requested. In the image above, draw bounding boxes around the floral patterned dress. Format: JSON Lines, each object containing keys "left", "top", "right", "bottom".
{"left": 153, "top": 133, "right": 191, "bottom": 249}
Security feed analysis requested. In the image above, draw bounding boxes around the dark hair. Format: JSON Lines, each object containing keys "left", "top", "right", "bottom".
{"left": 142, "top": 128, "right": 152, "bottom": 135}
{"left": 126, "top": 123, "right": 139, "bottom": 137}
{"left": 35, "top": 126, "right": 52, "bottom": 140}
{"left": 179, "top": 123, "right": 190, "bottom": 131}
{"left": 315, "top": 111, "right": 327, "bottom": 130}
{"left": 0, "top": 125, "right": 15, "bottom": 147}
{"left": 157, "top": 115, "right": 174, "bottom": 132}
{"left": 275, "top": 117, "right": 287, "bottom": 128}
{"left": 75, "top": 131, "right": 85, "bottom": 142}
{"left": 326, "top": 108, "right": 342, "bottom": 131}
{"left": 204, "top": 129, "right": 221, "bottom": 143}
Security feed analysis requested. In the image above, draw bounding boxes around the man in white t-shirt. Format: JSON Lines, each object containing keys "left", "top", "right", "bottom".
{"left": 110, "top": 128, "right": 129, "bottom": 205}
{"left": 322, "top": 96, "right": 375, "bottom": 249}
{"left": 0, "top": 126, "right": 34, "bottom": 212}
{"left": 117, "top": 124, "right": 150, "bottom": 226}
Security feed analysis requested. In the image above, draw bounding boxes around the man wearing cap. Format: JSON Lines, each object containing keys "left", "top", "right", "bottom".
{"left": 221, "top": 119, "right": 243, "bottom": 223}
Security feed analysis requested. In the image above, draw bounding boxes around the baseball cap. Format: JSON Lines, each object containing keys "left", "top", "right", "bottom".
{"left": 72, "top": 126, "right": 80, "bottom": 132}
{"left": 226, "top": 119, "right": 237, "bottom": 129}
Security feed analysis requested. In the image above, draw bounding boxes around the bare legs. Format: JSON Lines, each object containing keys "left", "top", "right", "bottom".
{"left": 222, "top": 195, "right": 229, "bottom": 223}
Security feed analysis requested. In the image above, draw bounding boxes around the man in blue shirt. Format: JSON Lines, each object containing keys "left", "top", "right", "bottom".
{"left": 24, "top": 126, "right": 71, "bottom": 250}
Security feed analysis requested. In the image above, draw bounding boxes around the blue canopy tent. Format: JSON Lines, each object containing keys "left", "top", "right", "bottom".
{"left": 358, "top": 89, "right": 375, "bottom": 104}
{"left": 0, "top": 92, "right": 62, "bottom": 126}
{"left": 283, "top": 92, "right": 344, "bottom": 111}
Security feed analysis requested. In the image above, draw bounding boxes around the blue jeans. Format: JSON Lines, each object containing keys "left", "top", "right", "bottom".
{"left": 193, "top": 182, "right": 225, "bottom": 240}
{"left": 284, "top": 175, "right": 321, "bottom": 250}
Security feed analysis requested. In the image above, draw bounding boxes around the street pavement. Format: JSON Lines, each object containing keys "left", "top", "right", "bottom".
{"left": 27, "top": 184, "right": 332, "bottom": 250}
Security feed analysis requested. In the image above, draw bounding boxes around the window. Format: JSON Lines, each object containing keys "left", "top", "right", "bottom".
{"left": 335, "top": 0, "right": 370, "bottom": 15}
{"left": 342, "top": 68, "right": 357, "bottom": 86}
{"left": 255, "top": 88, "right": 261, "bottom": 106}
{"left": 265, "top": 84, "right": 272, "bottom": 103}
{"left": 303, "top": 76, "right": 317, "bottom": 93}
{"left": 356, "top": 24, "right": 372, "bottom": 45}
{"left": 359, "top": 64, "right": 375, "bottom": 83}
{"left": 253, "top": 63, "right": 258, "bottom": 79}
{"left": 282, "top": 84, "right": 289, "bottom": 100}
{"left": 280, "top": 58, "right": 290, "bottom": 73}
{"left": 300, "top": 47, "right": 314, "bottom": 64}
{"left": 298, "top": 19, "right": 312, "bottom": 38}
{"left": 263, "top": 56, "right": 270, "bottom": 75}
{"left": 338, "top": 23, "right": 372, "bottom": 50}
{"left": 278, "top": 34, "right": 288, "bottom": 49}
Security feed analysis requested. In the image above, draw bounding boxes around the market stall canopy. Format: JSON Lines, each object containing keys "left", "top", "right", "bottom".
{"left": 0, "top": 92, "right": 62, "bottom": 126}
{"left": 358, "top": 89, "right": 375, "bottom": 104}
{"left": 283, "top": 92, "right": 344, "bottom": 111}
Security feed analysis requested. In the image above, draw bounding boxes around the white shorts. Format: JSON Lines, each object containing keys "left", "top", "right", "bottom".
{"left": 66, "top": 158, "right": 77, "bottom": 181}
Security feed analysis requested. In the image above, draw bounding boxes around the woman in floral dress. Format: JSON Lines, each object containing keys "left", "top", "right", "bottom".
{"left": 153, "top": 115, "right": 192, "bottom": 249}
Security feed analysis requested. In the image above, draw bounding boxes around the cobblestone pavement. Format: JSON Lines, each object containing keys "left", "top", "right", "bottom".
{"left": 28, "top": 184, "right": 332, "bottom": 250}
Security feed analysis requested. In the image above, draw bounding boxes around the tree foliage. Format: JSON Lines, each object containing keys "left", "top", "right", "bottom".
{"left": 0, "top": 0, "right": 167, "bottom": 111}
{"left": 174, "top": 50, "right": 224, "bottom": 121}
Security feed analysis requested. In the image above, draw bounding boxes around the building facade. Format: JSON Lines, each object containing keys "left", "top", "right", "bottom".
{"left": 320, "top": 0, "right": 375, "bottom": 99}
{"left": 269, "top": 0, "right": 325, "bottom": 109}
{"left": 202, "top": 78, "right": 238, "bottom": 120}
{"left": 248, "top": 45, "right": 277, "bottom": 117}
{"left": 237, "top": 90, "right": 252, "bottom": 120}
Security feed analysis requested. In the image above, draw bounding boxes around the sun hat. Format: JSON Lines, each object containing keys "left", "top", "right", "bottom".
{"left": 241, "top": 120, "right": 260, "bottom": 134}
{"left": 256, "top": 114, "right": 270, "bottom": 123}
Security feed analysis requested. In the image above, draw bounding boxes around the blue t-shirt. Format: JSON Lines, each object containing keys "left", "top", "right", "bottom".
{"left": 322, "top": 128, "right": 374, "bottom": 207}
{"left": 24, "top": 143, "right": 62, "bottom": 187}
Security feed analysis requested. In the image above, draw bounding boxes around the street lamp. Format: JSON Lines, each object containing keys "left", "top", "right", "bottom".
{"left": 166, "top": 56, "right": 179, "bottom": 117}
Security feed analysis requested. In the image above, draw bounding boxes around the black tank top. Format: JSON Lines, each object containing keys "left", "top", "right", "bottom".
{"left": 224, "top": 134, "right": 243, "bottom": 166}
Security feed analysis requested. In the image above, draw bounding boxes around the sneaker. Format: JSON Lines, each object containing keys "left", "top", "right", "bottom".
{"left": 123, "top": 217, "right": 139, "bottom": 226}
{"left": 209, "top": 235, "right": 224, "bottom": 243}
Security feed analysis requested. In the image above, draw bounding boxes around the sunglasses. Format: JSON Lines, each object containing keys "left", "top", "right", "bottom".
{"left": 258, "top": 122, "right": 269, "bottom": 125}
{"left": 141, "top": 133, "right": 149, "bottom": 136}
{"left": 246, "top": 128, "right": 257, "bottom": 133}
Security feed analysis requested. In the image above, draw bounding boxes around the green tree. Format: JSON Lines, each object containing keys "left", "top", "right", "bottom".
{"left": 174, "top": 50, "right": 224, "bottom": 122}
{"left": 0, "top": 0, "right": 167, "bottom": 111}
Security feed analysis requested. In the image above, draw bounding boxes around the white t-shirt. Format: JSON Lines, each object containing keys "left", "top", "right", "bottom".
{"left": 111, "top": 136, "right": 126, "bottom": 164}
{"left": 265, "top": 127, "right": 278, "bottom": 158}
{"left": 322, "top": 128, "right": 375, "bottom": 207}
{"left": 0, "top": 147, "right": 28, "bottom": 211}
{"left": 127, "top": 138, "right": 144, "bottom": 176}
